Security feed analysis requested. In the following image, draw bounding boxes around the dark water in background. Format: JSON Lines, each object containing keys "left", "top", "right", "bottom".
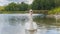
{"left": 0, "top": 14, "right": 60, "bottom": 34}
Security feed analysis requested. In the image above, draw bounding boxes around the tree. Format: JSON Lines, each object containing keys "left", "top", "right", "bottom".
{"left": 55, "top": 0, "right": 60, "bottom": 7}
{"left": 5, "top": 2, "right": 17, "bottom": 11}
{"left": 5, "top": 2, "right": 28, "bottom": 11}
{"left": 18, "top": 2, "right": 28, "bottom": 11}
{"left": 31, "top": 0, "right": 55, "bottom": 10}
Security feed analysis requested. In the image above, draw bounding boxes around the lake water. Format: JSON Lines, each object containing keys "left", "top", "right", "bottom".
{"left": 0, "top": 14, "right": 60, "bottom": 34}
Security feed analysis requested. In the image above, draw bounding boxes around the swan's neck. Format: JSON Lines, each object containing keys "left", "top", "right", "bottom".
{"left": 29, "top": 13, "right": 33, "bottom": 23}
{"left": 29, "top": 13, "right": 34, "bottom": 29}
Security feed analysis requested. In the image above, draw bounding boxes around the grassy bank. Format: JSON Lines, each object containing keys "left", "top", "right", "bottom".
{"left": 0, "top": 10, "right": 48, "bottom": 14}
{"left": 0, "top": 11, "right": 27, "bottom": 14}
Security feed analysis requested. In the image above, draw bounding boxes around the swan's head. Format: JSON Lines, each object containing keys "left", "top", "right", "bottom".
{"left": 29, "top": 9, "right": 33, "bottom": 15}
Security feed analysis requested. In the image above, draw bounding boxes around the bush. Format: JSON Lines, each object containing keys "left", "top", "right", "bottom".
{"left": 48, "top": 7, "right": 60, "bottom": 14}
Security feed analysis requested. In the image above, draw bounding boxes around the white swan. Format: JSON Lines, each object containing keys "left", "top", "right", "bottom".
{"left": 25, "top": 9, "right": 37, "bottom": 34}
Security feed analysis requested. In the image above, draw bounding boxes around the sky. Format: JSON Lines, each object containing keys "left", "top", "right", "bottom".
{"left": 0, "top": 0, "right": 33, "bottom": 6}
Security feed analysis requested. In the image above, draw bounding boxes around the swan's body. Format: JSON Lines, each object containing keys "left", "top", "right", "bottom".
{"left": 25, "top": 21, "right": 37, "bottom": 31}
{"left": 25, "top": 9, "right": 37, "bottom": 31}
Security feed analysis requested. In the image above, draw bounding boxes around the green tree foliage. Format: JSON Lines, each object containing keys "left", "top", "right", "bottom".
{"left": 55, "top": 0, "right": 60, "bottom": 7}
{"left": 31, "top": 0, "right": 55, "bottom": 10}
{"left": 18, "top": 2, "right": 28, "bottom": 11}
{"left": 5, "top": 2, "right": 17, "bottom": 11}
{"left": 3, "top": 0, "right": 60, "bottom": 11}
{"left": 5, "top": 2, "right": 28, "bottom": 11}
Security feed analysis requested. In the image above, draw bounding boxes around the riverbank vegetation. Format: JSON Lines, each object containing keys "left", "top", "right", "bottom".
{"left": 0, "top": 0, "right": 60, "bottom": 14}
{"left": 48, "top": 7, "right": 60, "bottom": 14}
